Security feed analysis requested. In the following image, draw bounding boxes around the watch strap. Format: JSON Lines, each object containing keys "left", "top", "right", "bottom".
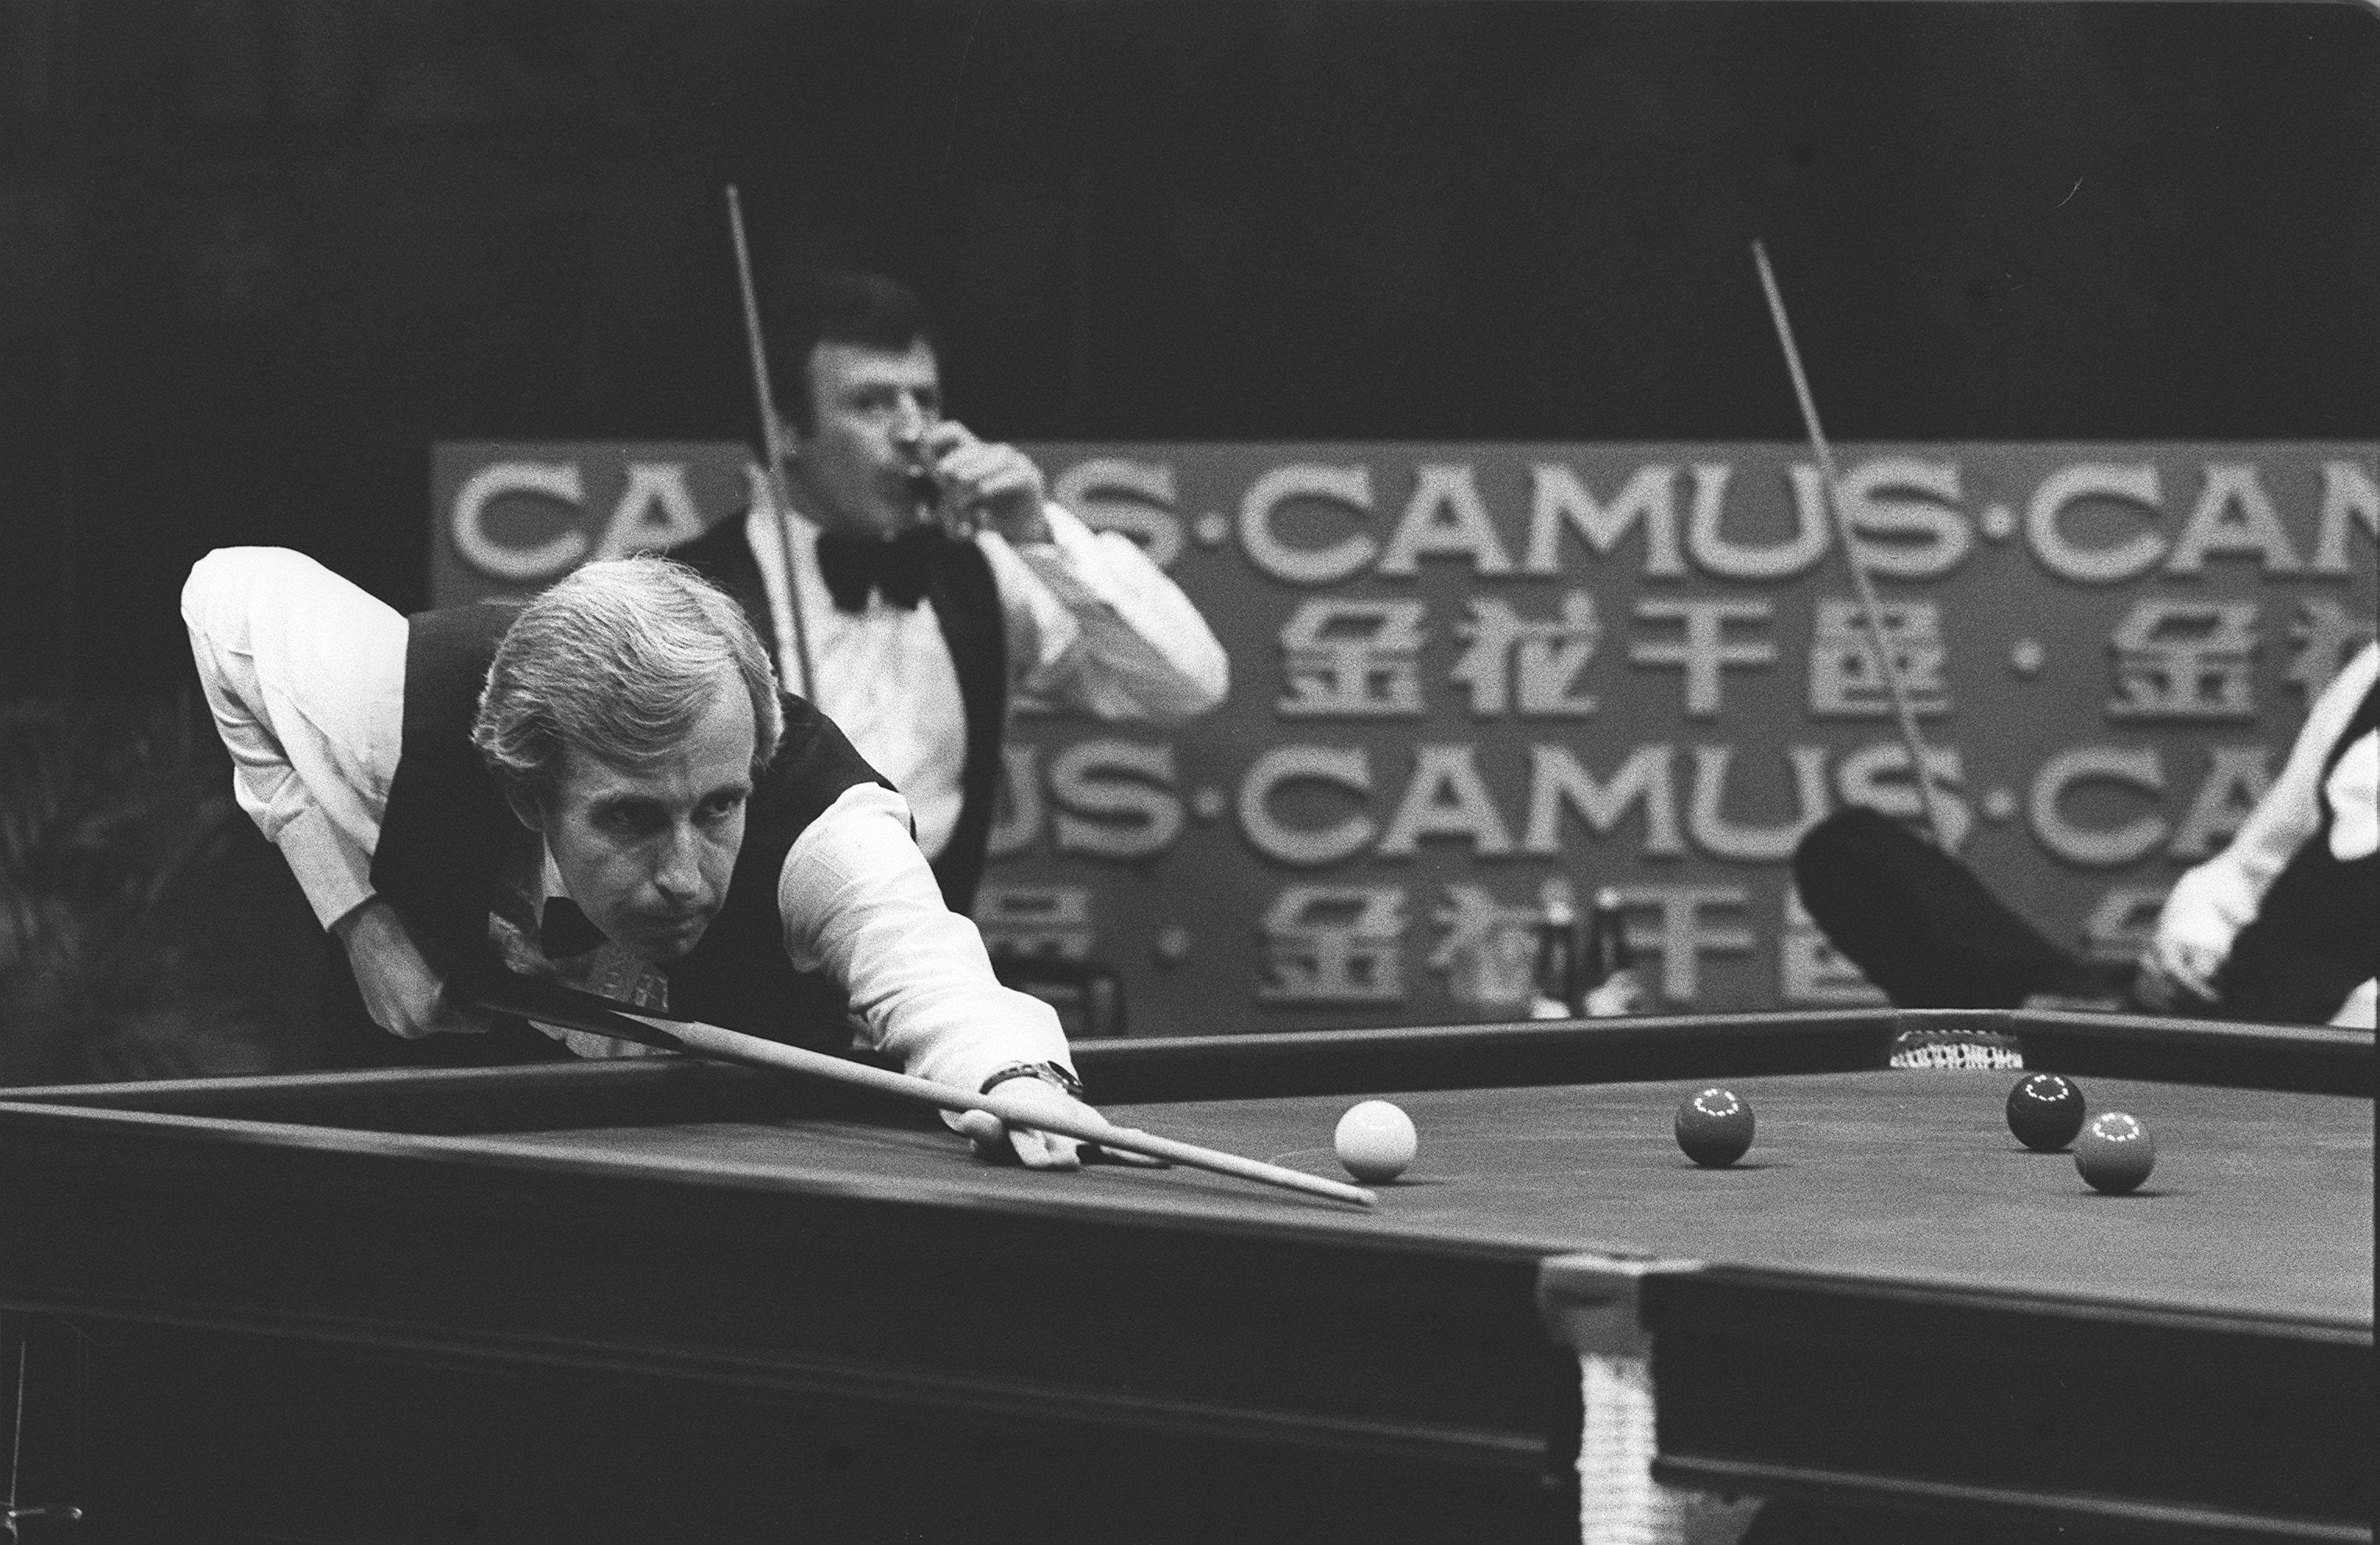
{"left": 979, "top": 1060, "right": 1085, "bottom": 1100}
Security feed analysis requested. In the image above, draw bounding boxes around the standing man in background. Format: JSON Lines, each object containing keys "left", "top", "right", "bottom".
{"left": 670, "top": 272, "right": 1227, "bottom": 916}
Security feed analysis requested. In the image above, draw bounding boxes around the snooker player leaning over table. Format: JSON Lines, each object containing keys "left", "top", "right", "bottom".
{"left": 182, "top": 545, "right": 1120, "bottom": 1168}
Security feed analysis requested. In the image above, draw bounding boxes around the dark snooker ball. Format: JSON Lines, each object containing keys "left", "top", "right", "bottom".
{"left": 2005, "top": 1073, "right": 2087, "bottom": 1152}
{"left": 1675, "top": 1087, "right": 1754, "bottom": 1167}
{"left": 2074, "top": 1111, "right": 2156, "bottom": 1195}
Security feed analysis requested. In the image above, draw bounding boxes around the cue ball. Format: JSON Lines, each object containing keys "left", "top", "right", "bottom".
{"left": 2005, "top": 1073, "right": 2087, "bottom": 1152}
{"left": 1675, "top": 1088, "right": 1754, "bottom": 1167}
{"left": 2073, "top": 1111, "right": 2155, "bottom": 1195}
{"left": 1334, "top": 1100, "right": 1417, "bottom": 1183}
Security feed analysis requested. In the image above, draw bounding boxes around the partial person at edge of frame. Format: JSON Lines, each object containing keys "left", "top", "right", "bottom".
{"left": 1795, "top": 641, "right": 2378, "bottom": 1029}
{"left": 183, "top": 547, "right": 1139, "bottom": 1167}
{"left": 670, "top": 268, "right": 1228, "bottom": 918}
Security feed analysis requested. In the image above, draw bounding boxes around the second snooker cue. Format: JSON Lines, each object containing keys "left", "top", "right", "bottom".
{"left": 467, "top": 973, "right": 1379, "bottom": 1209}
{"left": 1751, "top": 240, "right": 1958, "bottom": 851}
{"left": 726, "top": 185, "right": 819, "bottom": 702}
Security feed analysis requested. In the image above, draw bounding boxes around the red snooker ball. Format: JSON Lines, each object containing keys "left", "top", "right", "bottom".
{"left": 2073, "top": 1111, "right": 2156, "bottom": 1195}
{"left": 2005, "top": 1073, "right": 2087, "bottom": 1152}
{"left": 1675, "top": 1087, "right": 1754, "bottom": 1167}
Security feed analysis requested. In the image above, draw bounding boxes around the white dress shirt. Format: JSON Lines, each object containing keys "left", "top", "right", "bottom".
{"left": 2154, "top": 641, "right": 2378, "bottom": 1028}
{"left": 182, "top": 545, "right": 1072, "bottom": 1089}
{"left": 740, "top": 491, "right": 1229, "bottom": 861}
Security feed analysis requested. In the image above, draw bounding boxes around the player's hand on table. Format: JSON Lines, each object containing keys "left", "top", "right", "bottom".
{"left": 2137, "top": 932, "right": 2225, "bottom": 1010}
{"left": 2140, "top": 865, "right": 2240, "bottom": 1007}
{"left": 957, "top": 1075, "right": 1166, "bottom": 1171}
{"left": 332, "top": 899, "right": 493, "bottom": 1039}
{"left": 915, "top": 421, "right": 1050, "bottom": 545}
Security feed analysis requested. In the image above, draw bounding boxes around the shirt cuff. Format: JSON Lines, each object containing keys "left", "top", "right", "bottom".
{"left": 980, "top": 509, "right": 1086, "bottom": 680}
{"left": 272, "top": 801, "right": 378, "bottom": 930}
{"left": 1010, "top": 503, "right": 1114, "bottom": 608}
{"left": 939, "top": 1032, "right": 1078, "bottom": 1103}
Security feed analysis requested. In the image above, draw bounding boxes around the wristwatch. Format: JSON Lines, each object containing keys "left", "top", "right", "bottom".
{"left": 979, "top": 1061, "right": 1085, "bottom": 1099}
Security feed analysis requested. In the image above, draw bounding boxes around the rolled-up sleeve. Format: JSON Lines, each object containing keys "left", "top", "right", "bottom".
{"left": 774, "top": 781, "right": 1073, "bottom": 1094}
{"left": 181, "top": 547, "right": 410, "bottom": 930}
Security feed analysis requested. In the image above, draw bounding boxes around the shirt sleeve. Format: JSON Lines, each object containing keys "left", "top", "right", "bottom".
{"left": 774, "top": 781, "right": 1075, "bottom": 1094}
{"left": 181, "top": 547, "right": 410, "bottom": 931}
{"left": 981, "top": 503, "right": 1230, "bottom": 724}
{"left": 2154, "top": 642, "right": 2380, "bottom": 961}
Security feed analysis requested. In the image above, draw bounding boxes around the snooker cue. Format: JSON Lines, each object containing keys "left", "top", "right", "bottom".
{"left": 465, "top": 974, "right": 1380, "bottom": 1208}
{"left": 1750, "top": 240, "right": 1957, "bottom": 851}
{"left": 726, "top": 185, "right": 819, "bottom": 701}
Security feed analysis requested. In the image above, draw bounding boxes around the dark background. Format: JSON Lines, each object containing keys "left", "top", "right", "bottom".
{"left": 3, "top": 0, "right": 2375, "bottom": 703}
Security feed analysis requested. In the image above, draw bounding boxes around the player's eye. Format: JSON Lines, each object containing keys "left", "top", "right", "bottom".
{"left": 698, "top": 790, "right": 746, "bottom": 823}
{"left": 597, "top": 802, "right": 664, "bottom": 836}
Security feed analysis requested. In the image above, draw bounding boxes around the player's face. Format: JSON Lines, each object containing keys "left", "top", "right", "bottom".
{"left": 784, "top": 340, "right": 942, "bottom": 539}
{"left": 538, "top": 672, "right": 753, "bottom": 963}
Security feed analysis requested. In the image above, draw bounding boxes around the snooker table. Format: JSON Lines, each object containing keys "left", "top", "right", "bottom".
{"left": 0, "top": 1007, "right": 2369, "bottom": 1545}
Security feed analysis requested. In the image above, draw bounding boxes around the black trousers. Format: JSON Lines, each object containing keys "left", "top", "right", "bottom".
{"left": 1792, "top": 808, "right": 2137, "bottom": 1011}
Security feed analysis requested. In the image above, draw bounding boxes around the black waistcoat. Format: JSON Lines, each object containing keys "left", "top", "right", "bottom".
{"left": 2219, "top": 672, "right": 2380, "bottom": 1025}
{"left": 668, "top": 513, "right": 1008, "bottom": 916}
{"left": 368, "top": 598, "right": 887, "bottom": 1051}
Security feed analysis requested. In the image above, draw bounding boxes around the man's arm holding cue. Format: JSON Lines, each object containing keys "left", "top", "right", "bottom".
{"left": 774, "top": 776, "right": 1114, "bottom": 1167}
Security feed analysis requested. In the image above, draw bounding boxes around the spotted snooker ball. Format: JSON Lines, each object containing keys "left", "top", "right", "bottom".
{"left": 1675, "top": 1087, "right": 1755, "bottom": 1167}
{"left": 1334, "top": 1100, "right": 1418, "bottom": 1183}
{"left": 2005, "top": 1073, "right": 2087, "bottom": 1152}
{"left": 2073, "top": 1111, "right": 2156, "bottom": 1195}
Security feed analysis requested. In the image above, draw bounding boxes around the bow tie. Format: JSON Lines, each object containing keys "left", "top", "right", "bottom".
{"left": 815, "top": 527, "right": 945, "bottom": 614}
{"left": 538, "top": 896, "right": 608, "bottom": 959}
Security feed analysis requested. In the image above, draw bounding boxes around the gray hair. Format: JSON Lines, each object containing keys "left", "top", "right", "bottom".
{"left": 472, "top": 556, "right": 783, "bottom": 801}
